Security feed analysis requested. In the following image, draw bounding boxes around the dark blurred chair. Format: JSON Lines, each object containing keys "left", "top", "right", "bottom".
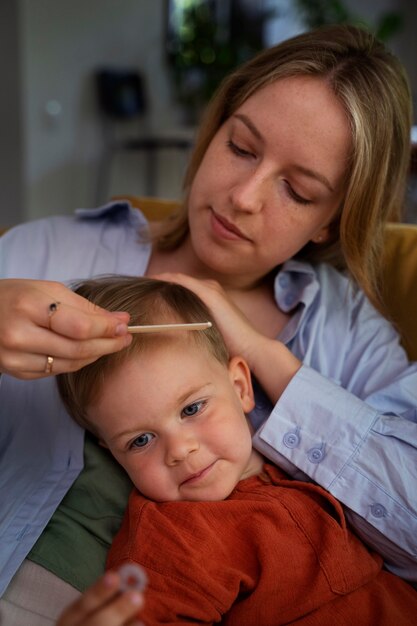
{"left": 94, "top": 68, "right": 193, "bottom": 204}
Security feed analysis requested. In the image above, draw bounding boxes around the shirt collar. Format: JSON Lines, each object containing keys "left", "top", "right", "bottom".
{"left": 75, "top": 200, "right": 148, "bottom": 230}
{"left": 274, "top": 259, "right": 319, "bottom": 311}
{"left": 274, "top": 259, "right": 320, "bottom": 344}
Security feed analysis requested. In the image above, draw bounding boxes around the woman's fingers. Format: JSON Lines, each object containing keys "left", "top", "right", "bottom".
{"left": 1, "top": 279, "right": 130, "bottom": 342}
{"left": 0, "top": 279, "right": 132, "bottom": 378}
{"left": 5, "top": 280, "right": 130, "bottom": 339}
{"left": 0, "top": 338, "right": 132, "bottom": 379}
{"left": 153, "top": 272, "right": 258, "bottom": 359}
{"left": 56, "top": 572, "right": 143, "bottom": 626}
{"left": 41, "top": 298, "right": 130, "bottom": 341}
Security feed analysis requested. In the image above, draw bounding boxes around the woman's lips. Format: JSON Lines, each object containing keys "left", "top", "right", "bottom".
{"left": 210, "top": 210, "right": 251, "bottom": 242}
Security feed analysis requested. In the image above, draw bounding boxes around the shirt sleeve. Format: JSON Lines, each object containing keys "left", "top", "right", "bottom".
{"left": 107, "top": 499, "right": 241, "bottom": 625}
{"left": 253, "top": 285, "right": 417, "bottom": 582}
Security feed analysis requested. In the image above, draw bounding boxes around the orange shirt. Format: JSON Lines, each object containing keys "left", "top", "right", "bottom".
{"left": 107, "top": 464, "right": 417, "bottom": 625}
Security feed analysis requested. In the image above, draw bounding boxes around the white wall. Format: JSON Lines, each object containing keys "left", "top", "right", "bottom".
{"left": 19, "top": 0, "right": 190, "bottom": 221}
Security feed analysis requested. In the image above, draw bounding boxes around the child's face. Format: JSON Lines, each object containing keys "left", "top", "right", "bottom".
{"left": 88, "top": 338, "right": 260, "bottom": 502}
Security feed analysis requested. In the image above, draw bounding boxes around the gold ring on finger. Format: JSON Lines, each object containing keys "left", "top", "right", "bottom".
{"left": 45, "top": 355, "right": 54, "bottom": 374}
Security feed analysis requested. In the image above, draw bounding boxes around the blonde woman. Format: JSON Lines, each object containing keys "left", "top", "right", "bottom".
{"left": 0, "top": 25, "right": 415, "bottom": 625}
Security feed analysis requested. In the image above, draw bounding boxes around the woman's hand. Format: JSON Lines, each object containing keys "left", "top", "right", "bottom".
{"left": 0, "top": 279, "right": 132, "bottom": 379}
{"left": 153, "top": 272, "right": 261, "bottom": 364}
{"left": 153, "top": 272, "right": 301, "bottom": 403}
{"left": 56, "top": 571, "right": 144, "bottom": 626}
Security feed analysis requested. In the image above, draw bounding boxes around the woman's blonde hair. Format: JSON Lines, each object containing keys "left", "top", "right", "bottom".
{"left": 156, "top": 24, "right": 412, "bottom": 309}
{"left": 57, "top": 276, "right": 229, "bottom": 434}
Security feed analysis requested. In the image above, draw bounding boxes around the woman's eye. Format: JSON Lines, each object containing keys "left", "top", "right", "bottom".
{"left": 284, "top": 181, "right": 312, "bottom": 205}
{"left": 226, "top": 140, "right": 254, "bottom": 158}
{"left": 130, "top": 433, "right": 154, "bottom": 449}
{"left": 182, "top": 401, "right": 205, "bottom": 418}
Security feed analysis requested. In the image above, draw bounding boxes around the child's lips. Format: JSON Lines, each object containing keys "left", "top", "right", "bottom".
{"left": 180, "top": 461, "right": 217, "bottom": 486}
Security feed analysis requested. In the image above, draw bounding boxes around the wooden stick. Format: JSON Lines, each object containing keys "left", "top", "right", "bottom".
{"left": 127, "top": 322, "right": 212, "bottom": 334}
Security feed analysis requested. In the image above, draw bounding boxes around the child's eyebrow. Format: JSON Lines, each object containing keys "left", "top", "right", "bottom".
{"left": 177, "top": 382, "right": 213, "bottom": 406}
{"left": 108, "top": 428, "right": 142, "bottom": 443}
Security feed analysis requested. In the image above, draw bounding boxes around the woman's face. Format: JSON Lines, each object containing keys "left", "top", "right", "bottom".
{"left": 187, "top": 76, "right": 351, "bottom": 285}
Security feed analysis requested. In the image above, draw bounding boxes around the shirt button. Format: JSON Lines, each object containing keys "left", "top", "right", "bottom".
{"left": 370, "top": 503, "right": 387, "bottom": 518}
{"left": 278, "top": 274, "right": 290, "bottom": 288}
{"left": 283, "top": 431, "right": 300, "bottom": 449}
{"left": 307, "top": 446, "right": 325, "bottom": 464}
{"left": 284, "top": 293, "right": 295, "bottom": 308}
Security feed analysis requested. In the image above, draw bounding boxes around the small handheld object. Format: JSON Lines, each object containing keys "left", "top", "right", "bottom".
{"left": 128, "top": 321, "right": 212, "bottom": 334}
{"left": 118, "top": 563, "right": 148, "bottom": 593}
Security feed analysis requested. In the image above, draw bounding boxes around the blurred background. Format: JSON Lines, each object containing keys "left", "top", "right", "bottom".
{"left": 0, "top": 0, "right": 416, "bottom": 226}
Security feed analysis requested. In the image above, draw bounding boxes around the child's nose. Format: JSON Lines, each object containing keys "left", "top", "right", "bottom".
{"left": 165, "top": 433, "right": 199, "bottom": 465}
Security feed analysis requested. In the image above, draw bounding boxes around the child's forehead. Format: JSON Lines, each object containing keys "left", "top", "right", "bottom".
{"left": 117, "top": 317, "right": 229, "bottom": 374}
{"left": 107, "top": 341, "right": 220, "bottom": 408}
{"left": 129, "top": 331, "right": 213, "bottom": 360}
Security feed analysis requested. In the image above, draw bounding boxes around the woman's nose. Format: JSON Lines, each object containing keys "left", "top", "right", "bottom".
{"left": 165, "top": 433, "right": 199, "bottom": 465}
{"left": 230, "top": 171, "right": 266, "bottom": 214}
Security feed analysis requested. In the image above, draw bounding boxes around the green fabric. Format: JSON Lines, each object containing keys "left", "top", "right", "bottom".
{"left": 28, "top": 433, "right": 133, "bottom": 592}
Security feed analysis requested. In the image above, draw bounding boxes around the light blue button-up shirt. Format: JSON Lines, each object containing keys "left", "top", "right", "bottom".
{"left": 1, "top": 201, "right": 416, "bottom": 596}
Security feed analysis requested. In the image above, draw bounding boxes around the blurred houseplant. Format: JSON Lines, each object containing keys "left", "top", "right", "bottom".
{"left": 166, "top": 0, "right": 276, "bottom": 123}
{"left": 294, "top": 0, "right": 403, "bottom": 41}
{"left": 166, "top": 0, "right": 403, "bottom": 123}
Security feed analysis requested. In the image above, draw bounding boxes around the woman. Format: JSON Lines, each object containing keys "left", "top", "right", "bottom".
{"left": 0, "top": 24, "right": 416, "bottom": 624}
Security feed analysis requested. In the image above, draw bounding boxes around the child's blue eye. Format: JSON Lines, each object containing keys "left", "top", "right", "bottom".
{"left": 131, "top": 433, "right": 154, "bottom": 449}
{"left": 182, "top": 401, "right": 204, "bottom": 417}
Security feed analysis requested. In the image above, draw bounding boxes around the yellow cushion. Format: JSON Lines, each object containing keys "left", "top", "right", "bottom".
{"left": 382, "top": 223, "right": 417, "bottom": 360}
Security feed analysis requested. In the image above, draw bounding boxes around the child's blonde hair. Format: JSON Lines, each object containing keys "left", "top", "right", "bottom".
{"left": 57, "top": 276, "right": 229, "bottom": 434}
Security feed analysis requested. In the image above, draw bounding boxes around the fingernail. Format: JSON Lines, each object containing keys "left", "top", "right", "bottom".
{"left": 115, "top": 323, "right": 128, "bottom": 336}
{"left": 129, "top": 591, "right": 143, "bottom": 606}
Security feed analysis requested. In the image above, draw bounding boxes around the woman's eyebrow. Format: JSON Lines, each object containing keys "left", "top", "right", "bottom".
{"left": 233, "top": 113, "right": 263, "bottom": 141}
{"left": 292, "top": 164, "right": 334, "bottom": 192}
{"left": 233, "top": 113, "right": 334, "bottom": 192}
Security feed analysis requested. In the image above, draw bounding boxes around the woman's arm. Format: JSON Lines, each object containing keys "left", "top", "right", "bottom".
{"left": 252, "top": 364, "right": 417, "bottom": 581}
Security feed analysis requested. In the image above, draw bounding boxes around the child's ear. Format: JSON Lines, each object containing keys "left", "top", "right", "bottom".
{"left": 228, "top": 356, "right": 255, "bottom": 413}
